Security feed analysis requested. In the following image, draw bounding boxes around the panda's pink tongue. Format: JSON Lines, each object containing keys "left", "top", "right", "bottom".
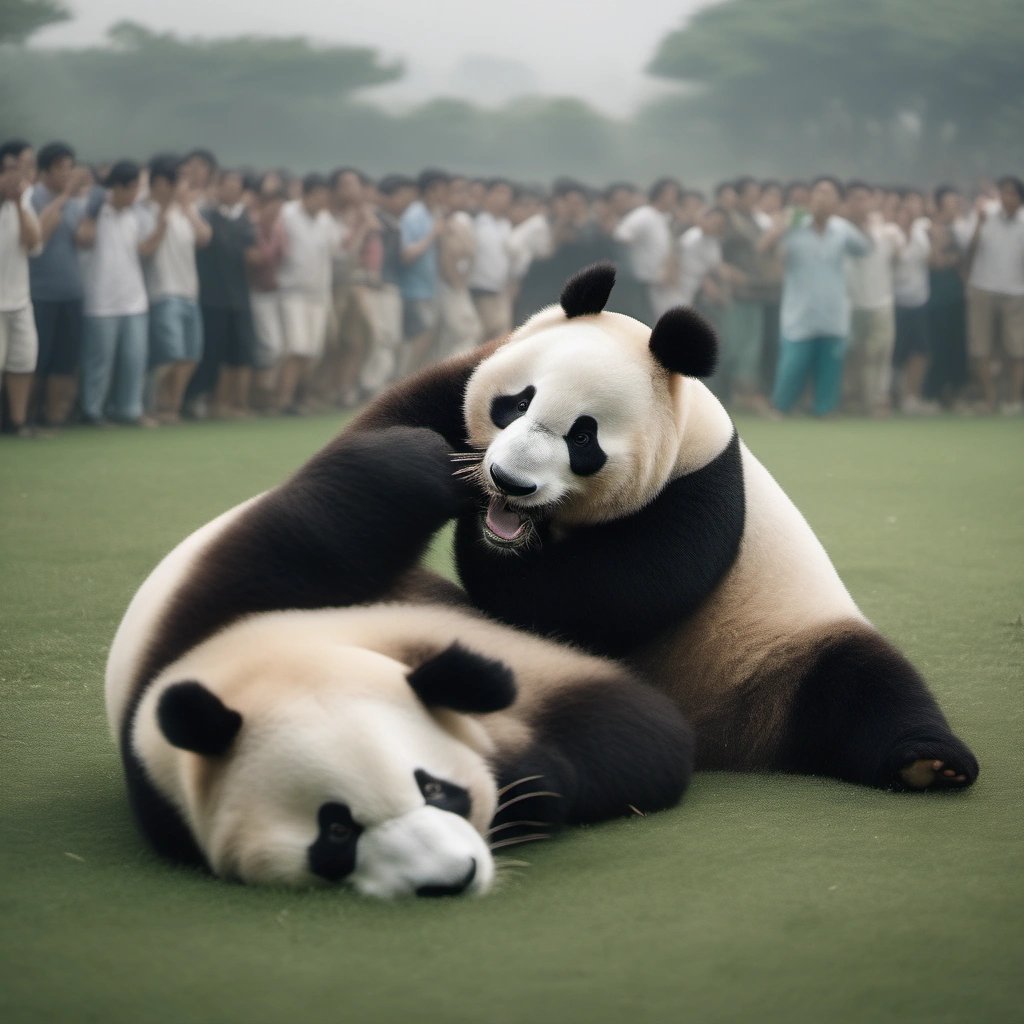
{"left": 486, "top": 496, "right": 527, "bottom": 540}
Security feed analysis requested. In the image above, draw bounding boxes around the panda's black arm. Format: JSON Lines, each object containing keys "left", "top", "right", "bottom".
{"left": 457, "top": 433, "right": 745, "bottom": 658}
{"left": 132, "top": 428, "right": 468, "bottom": 695}
{"left": 347, "top": 339, "right": 502, "bottom": 449}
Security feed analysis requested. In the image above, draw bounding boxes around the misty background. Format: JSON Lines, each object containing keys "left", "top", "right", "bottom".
{"left": 2, "top": 0, "right": 1022, "bottom": 185}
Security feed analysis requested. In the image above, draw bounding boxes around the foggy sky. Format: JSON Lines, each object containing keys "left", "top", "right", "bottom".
{"left": 36, "top": 0, "right": 714, "bottom": 115}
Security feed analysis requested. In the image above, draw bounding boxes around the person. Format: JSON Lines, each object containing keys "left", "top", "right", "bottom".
{"left": 29, "top": 141, "right": 87, "bottom": 427}
{"left": 75, "top": 160, "right": 153, "bottom": 426}
{"left": 437, "top": 174, "right": 483, "bottom": 358}
{"left": 678, "top": 189, "right": 707, "bottom": 233}
{"left": 468, "top": 178, "right": 514, "bottom": 340}
{"left": 398, "top": 168, "right": 448, "bottom": 376}
{"left": 247, "top": 179, "right": 288, "bottom": 412}
{"left": 613, "top": 177, "right": 682, "bottom": 320}
{"left": 844, "top": 181, "right": 902, "bottom": 416}
{"left": 276, "top": 173, "right": 343, "bottom": 414}
{"left": 678, "top": 206, "right": 728, "bottom": 319}
{"left": 506, "top": 186, "right": 551, "bottom": 289}
{"left": 188, "top": 168, "right": 258, "bottom": 418}
{"left": 924, "top": 186, "right": 968, "bottom": 407}
{"left": 0, "top": 140, "right": 43, "bottom": 436}
{"left": 141, "top": 153, "right": 212, "bottom": 423}
{"left": 718, "top": 176, "right": 772, "bottom": 412}
{"left": 181, "top": 149, "right": 217, "bottom": 206}
{"left": 964, "top": 175, "right": 1024, "bottom": 413}
{"left": 760, "top": 176, "right": 871, "bottom": 416}
{"left": 891, "top": 196, "right": 934, "bottom": 413}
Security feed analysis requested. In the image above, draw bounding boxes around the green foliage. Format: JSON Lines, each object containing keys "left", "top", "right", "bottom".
{"left": 0, "top": 0, "right": 68, "bottom": 44}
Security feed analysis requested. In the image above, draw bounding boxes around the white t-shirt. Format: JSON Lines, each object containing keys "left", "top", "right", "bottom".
{"left": 143, "top": 203, "right": 199, "bottom": 302}
{"left": 614, "top": 204, "right": 672, "bottom": 284}
{"left": 277, "top": 200, "right": 343, "bottom": 298}
{"left": 507, "top": 212, "right": 552, "bottom": 280}
{"left": 468, "top": 212, "right": 512, "bottom": 292}
{"left": 82, "top": 204, "right": 148, "bottom": 318}
{"left": 846, "top": 220, "right": 902, "bottom": 310}
{"left": 968, "top": 207, "right": 1024, "bottom": 296}
{"left": 678, "top": 227, "right": 722, "bottom": 306}
{"left": 893, "top": 218, "right": 931, "bottom": 308}
{"left": 0, "top": 189, "right": 42, "bottom": 312}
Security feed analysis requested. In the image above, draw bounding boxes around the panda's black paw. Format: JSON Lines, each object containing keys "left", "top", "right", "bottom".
{"left": 889, "top": 734, "right": 979, "bottom": 792}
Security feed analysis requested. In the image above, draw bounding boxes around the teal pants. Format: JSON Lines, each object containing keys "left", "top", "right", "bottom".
{"left": 772, "top": 335, "right": 847, "bottom": 415}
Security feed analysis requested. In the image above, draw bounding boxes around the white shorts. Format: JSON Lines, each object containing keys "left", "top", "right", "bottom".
{"left": 251, "top": 292, "right": 285, "bottom": 369}
{"left": 280, "top": 294, "right": 328, "bottom": 360}
{"left": 0, "top": 306, "right": 39, "bottom": 374}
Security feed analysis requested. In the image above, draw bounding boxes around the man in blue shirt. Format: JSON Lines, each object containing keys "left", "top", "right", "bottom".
{"left": 398, "top": 168, "right": 448, "bottom": 375}
{"left": 760, "top": 176, "right": 871, "bottom": 415}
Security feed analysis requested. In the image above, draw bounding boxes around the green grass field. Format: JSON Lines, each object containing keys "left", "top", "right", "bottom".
{"left": 2, "top": 414, "right": 1022, "bottom": 1024}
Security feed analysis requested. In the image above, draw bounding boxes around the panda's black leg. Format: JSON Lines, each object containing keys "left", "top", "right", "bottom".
{"left": 490, "top": 674, "right": 695, "bottom": 842}
{"left": 780, "top": 629, "right": 979, "bottom": 792}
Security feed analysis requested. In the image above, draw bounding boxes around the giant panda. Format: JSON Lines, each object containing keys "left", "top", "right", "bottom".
{"left": 105, "top": 426, "right": 693, "bottom": 895}
{"left": 348, "top": 263, "right": 979, "bottom": 793}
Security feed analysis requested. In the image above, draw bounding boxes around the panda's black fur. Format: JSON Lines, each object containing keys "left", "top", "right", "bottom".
{"left": 349, "top": 263, "right": 979, "bottom": 794}
{"left": 107, "top": 426, "right": 695, "bottom": 881}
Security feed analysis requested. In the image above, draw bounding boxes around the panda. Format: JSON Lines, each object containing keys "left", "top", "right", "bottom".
{"left": 105, "top": 426, "right": 694, "bottom": 895}
{"left": 348, "top": 262, "right": 979, "bottom": 794}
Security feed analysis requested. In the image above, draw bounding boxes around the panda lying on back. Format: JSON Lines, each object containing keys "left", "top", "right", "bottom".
{"left": 106, "top": 428, "right": 693, "bottom": 895}
{"left": 350, "top": 263, "right": 979, "bottom": 793}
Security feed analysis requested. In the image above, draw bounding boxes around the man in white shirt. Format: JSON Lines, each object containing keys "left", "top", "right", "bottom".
{"left": 0, "top": 141, "right": 43, "bottom": 436}
{"left": 965, "top": 176, "right": 1024, "bottom": 413}
{"left": 844, "top": 182, "right": 903, "bottom": 415}
{"left": 892, "top": 196, "right": 934, "bottom": 413}
{"left": 468, "top": 179, "right": 514, "bottom": 340}
{"left": 437, "top": 175, "right": 483, "bottom": 359}
{"left": 678, "top": 207, "right": 726, "bottom": 307}
{"left": 75, "top": 160, "right": 154, "bottom": 426}
{"left": 276, "top": 173, "right": 343, "bottom": 413}
{"left": 142, "top": 154, "right": 211, "bottom": 422}
{"left": 614, "top": 178, "right": 682, "bottom": 321}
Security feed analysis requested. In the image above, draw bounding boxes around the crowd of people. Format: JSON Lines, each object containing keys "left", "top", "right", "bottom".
{"left": 1, "top": 135, "right": 1023, "bottom": 437}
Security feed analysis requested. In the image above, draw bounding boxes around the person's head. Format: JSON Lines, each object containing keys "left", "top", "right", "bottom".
{"left": 467, "top": 179, "right": 487, "bottom": 214}
{"left": 509, "top": 186, "right": 544, "bottom": 226}
{"left": 104, "top": 160, "right": 141, "bottom": 208}
{"left": 902, "top": 188, "right": 925, "bottom": 221}
{"left": 881, "top": 188, "right": 902, "bottom": 222}
{"left": 147, "top": 153, "right": 181, "bottom": 206}
{"left": 447, "top": 175, "right": 472, "bottom": 214}
{"left": 604, "top": 182, "right": 640, "bottom": 219}
{"left": 417, "top": 169, "right": 450, "bottom": 210}
{"left": 783, "top": 181, "right": 809, "bottom": 209}
{"left": 483, "top": 178, "right": 514, "bottom": 218}
{"left": 183, "top": 149, "right": 217, "bottom": 191}
{"left": 0, "top": 139, "right": 34, "bottom": 188}
{"left": 36, "top": 141, "right": 76, "bottom": 193}
{"left": 259, "top": 170, "right": 287, "bottom": 198}
{"left": 933, "top": 185, "right": 961, "bottom": 221}
{"left": 759, "top": 180, "right": 783, "bottom": 214}
{"left": 301, "top": 173, "right": 331, "bottom": 215}
{"left": 808, "top": 176, "right": 843, "bottom": 220}
{"left": 997, "top": 176, "right": 1024, "bottom": 217}
{"left": 257, "top": 185, "right": 287, "bottom": 224}
{"left": 216, "top": 169, "right": 245, "bottom": 208}
{"left": 680, "top": 189, "right": 706, "bottom": 224}
{"left": 330, "top": 167, "right": 364, "bottom": 207}
{"left": 733, "top": 176, "right": 760, "bottom": 212}
{"left": 844, "top": 180, "right": 873, "bottom": 221}
{"left": 700, "top": 205, "right": 728, "bottom": 238}
{"left": 713, "top": 180, "right": 737, "bottom": 211}
{"left": 377, "top": 174, "right": 417, "bottom": 216}
{"left": 648, "top": 177, "right": 682, "bottom": 212}
{"left": 551, "top": 177, "right": 590, "bottom": 223}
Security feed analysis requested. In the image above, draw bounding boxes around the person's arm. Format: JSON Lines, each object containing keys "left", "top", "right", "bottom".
{"left": 15, "top": 189, "right": 42, "bottom": 254}
{"left": 138, "top": 205, "right": 169, "bottom": 257}
{"left": 964, "top": 199, "right": 988, "bottom": 274}
{"left": 179, "top": 185, "right": 212, "bottom": 248}
{"left": 74, "top": 187, "right": 107, "bottom": 249}
{"left": 757, "top": 210, "right": 791, "bottom": 254}
{"left": 843, "top": 219, "right": 872, "bottom": 257}
{"left": 400, "top": 209, "right": 443, "bottom": 265}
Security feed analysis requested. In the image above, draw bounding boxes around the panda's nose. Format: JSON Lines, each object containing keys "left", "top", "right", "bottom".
{"left": 416, "top": 858, "right": 477, "bottom": 898}
{"left": 489, "top": 464, "right": 537, "bottom": 497}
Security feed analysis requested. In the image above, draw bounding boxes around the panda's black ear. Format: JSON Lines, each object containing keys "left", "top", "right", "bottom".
{"left": 560, "top": 261, "right": 616, "bottom": 319}
{"left": 649, "top": 306, "right": 719, "bottom": 378}
{"left": 407, "top": 643, "right": 517, "bottom": 715}
{"left": 157, "top": 681, "right": 243, "bottom": 756}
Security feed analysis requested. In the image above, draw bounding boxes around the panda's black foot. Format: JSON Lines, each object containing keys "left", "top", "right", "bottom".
{"left": 890, "top": 736, "right": 979, "bottom": 791}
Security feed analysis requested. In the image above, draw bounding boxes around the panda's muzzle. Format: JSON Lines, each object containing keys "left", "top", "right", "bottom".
{"left": 489, "top": 464, "right": 537, "bottom": 497}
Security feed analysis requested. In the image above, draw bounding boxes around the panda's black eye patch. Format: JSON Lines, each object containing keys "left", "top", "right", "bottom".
{"left": 415, "top": 769, "right": 472, "bottom": 819}
{"left": 490, "top": 386, "right": 535, "bottom": 429}
{"left": 565, "top": 416, "right": 606, "bottom": 476}
{"left": 309, "top": 802, "right": 363, "bottom": 881}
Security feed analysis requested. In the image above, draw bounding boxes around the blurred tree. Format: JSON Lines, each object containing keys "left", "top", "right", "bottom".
{"left": 647, "top": 0, "right": 1024, "bottom": 178}
{"left": 0, "top": 0, "right": 68, "bottom": 44}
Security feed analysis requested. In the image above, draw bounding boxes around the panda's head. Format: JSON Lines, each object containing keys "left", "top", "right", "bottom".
{"left": 132, "top": 614, "right": 515, "bottom": 897}
{"left": 463, "top": 262, "right": 723, "bottom": 548}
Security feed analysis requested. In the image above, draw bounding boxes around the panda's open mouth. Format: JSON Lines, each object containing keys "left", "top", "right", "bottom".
{"left": 482, "top": 496, "right": 535, "bottom": 551}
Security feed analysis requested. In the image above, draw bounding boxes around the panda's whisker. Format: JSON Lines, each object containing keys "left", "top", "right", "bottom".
{"left": 493, "top": 790, "right": 561, "bottom": 816}
{"left": 496, "top": 774, "right": 545, "bottom": 798}
{"left": 489, "top": 833, "right": 550, "bottom": 851}
{"left": 487, "top": 819, "right": 548, "bottom": 836}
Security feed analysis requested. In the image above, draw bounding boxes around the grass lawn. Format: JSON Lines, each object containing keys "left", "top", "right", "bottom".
{"left": 1, "top": 413, "right": 1022, "bottom": 1024}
